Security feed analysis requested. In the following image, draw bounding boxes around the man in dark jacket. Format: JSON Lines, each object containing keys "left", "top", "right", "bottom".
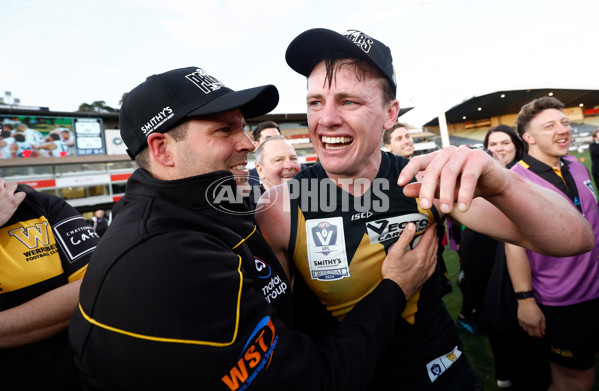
{"left": 68, "top": 66, "right": 439, "bottom": 390}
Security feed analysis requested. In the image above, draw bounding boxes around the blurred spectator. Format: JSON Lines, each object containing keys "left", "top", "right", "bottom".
{"left": 248, "top": 121, "right": 281, "bottom": 186}
{"left": 90, "top": 209, "right": 109, "bottom": 237}
{"left": 383, "top": 122, "right": 414, "bottom": 158}
{"left": 255, "top": 135, "right": 301, "bottom": 190}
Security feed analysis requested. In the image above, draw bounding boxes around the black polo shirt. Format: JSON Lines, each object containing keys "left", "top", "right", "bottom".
{"left": 520, "top": 153, "right": 581, "bottom": 212}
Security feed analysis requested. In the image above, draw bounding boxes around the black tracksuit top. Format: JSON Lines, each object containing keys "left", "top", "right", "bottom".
{"left": 69, "top": 168, "right": 406, "bottom": 390}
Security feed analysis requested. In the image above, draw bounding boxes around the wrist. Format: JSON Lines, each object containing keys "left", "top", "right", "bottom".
{"left": 515, "top": 290, "right": 534, "bottom": 300}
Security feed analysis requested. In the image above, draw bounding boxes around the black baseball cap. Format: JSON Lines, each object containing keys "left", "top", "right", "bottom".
{"left": 285, "top": 28, "right": 396, "bottom": 95}
{"left": 119, "top": 66, "right": 279, "bottom": 159}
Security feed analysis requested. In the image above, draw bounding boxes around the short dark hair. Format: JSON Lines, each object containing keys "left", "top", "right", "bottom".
{"left": 252, "top": 121, "right": 280, "bottom": 142}
{"left": 483, "top": 124, "right": 525, "bottom": 163}
{"left": 321, "top": 55, "right": 396, "bottom": 104}
{"left": 383, "top": 122, "right": 408, "bottom": 145}
{"left": 516, "top": 97, "right": 565, "bottom": 139}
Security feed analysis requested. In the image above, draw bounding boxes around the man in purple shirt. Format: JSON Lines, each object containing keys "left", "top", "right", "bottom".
{"left": 507, "top": 96, "right": 599, "bottom": 391}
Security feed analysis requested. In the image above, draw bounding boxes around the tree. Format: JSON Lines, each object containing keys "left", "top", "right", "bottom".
{"left": 77, "top": 100, "right": 118, "bottom": 113}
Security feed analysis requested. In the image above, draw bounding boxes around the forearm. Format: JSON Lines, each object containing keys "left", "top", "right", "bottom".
{"left": 484, "top": 171, "right": 593, "bottom": 255}
{"left": 0, "top": 280, "right": 82, "bottom": 348}
{"left": 505, "top": 243, "right": 533, "bottom": 292}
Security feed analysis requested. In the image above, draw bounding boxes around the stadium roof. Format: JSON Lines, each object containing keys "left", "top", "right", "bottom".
{"left": 423, "top": 88, "right": 599, "bottom": 126}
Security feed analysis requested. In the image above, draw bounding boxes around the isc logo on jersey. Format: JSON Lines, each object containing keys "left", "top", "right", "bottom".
{"left": 365, "top": 213, "right": 428, "bottom": 247}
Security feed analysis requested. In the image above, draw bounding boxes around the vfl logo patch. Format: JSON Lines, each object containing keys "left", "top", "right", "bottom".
{"left": 343, "top": 29, "right": 374, "bottom": 53}
{"left": 305, "top": 217, "right": 350, "bottom": 281}
{"left": 221, "top": 316, "right": 278, "bottom": 391}
{"left": 366, "top": 213, "right": 428, "bottom": 247}
{"left": 52, "top": 216, "right": 98, "bottom": 263}
{"left": 186, "top": 68, "right": 225, "bottom": 94}
{"left": 584, "top": 180, "right": 598, "bottom": 203}
{"left": 426, "top": 345, "right": 462, "bottom": 383}
{"left": 311, "top": 221, "right": 337, "bottom": 255}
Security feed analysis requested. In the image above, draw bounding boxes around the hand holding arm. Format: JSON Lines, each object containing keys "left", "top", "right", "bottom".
{"left": 382, "top": 223, "right": 438, "bottom": 300}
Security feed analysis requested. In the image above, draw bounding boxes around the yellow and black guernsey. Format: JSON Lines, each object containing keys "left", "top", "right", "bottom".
{"left": 288, "top": 152, "right": 470, "bottom": 389}
{"left": 0, "top": 188, "right": 97, "bottom": 389}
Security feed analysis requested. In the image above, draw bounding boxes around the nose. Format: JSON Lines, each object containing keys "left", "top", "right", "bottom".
{"left": 237, "top": 130, "right": 255, "bottom": 152}
{"left": 558, "top": 123, "right": 572, "bottom": 133}
{"left": 283, "top": 158, "right": 294, "bottom": 169}
{"left": 317, "top": 103, "right": 342, "bottom": 128}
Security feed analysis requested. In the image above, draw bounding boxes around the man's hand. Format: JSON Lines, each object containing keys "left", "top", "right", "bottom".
{"left": 0, "top": 178, "right": 26, "bottom": 226}
{"left": 517, "top": 298, "right": 546, "bottom": 338}
{"left": 381, "top": 223, "right": 438, "bottom": 300}
{"left": 398, "top": 146, "right": 509, "bottom": 214}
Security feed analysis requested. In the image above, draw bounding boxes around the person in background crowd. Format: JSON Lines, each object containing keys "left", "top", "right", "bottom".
{"left": 248, "top": 121, "right": 281, "bottom": 186}
{"left": 69, "top": 65, "right": 438, "bottom": 390}
{"left": 507, "top": 96, "right": 599, "bottom": 391}
{"left": 589, "top": 128, "right": 599, "bottom": 189}
{"left": 90, "top": 209, "right": 109, "bottom": 237}
{"left": 0, "top": 177, "right": 98, "bottom": 390}
{"left": 383, "top": 122, "right": 414, "bottom": 158}
{"left": 257, "top": 27, "right": 594, "bottom": 390}
{"left": 255, "top": 135, "right": 302, "bottom": 190}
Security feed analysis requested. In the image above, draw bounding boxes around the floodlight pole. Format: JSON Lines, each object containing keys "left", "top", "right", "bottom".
{"left": 421, "top": 0, "right": 451, "bottom": 148}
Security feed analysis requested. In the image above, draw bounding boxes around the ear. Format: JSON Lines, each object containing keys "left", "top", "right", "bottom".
{"left": 256, "top": 163, "right": 264, "bottom": 176}
{"left": 383, "top": 99, "right": 400, "bottom": 130}
{"left": 147, "top": 133, "right": 175, "bottom": 167}
{"left": 521, "top": 132, "right": 535, "bottom": 145}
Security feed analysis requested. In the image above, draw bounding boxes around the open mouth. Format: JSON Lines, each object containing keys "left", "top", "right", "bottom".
{"left": 231, "top": 163, "right": 248, "bottom": 172}
{"left": 321, "top": 135, "right": 354, "bottom": 150}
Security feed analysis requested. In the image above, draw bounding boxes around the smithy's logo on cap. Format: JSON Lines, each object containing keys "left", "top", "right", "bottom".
{"left": 185, "top": 68, "right": 224, "bottom": 94}
{"left": 343, "top": 30, "right": 373, "bottom": 54}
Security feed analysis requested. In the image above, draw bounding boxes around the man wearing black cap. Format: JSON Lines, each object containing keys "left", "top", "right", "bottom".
{"left": 68, "top": 66, "right": 440, "bottom": 390}
{"left": 256, "top": 29, "right": 594, "bottom": 390}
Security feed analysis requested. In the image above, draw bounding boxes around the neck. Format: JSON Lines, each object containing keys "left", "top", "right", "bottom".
{"left": 528, "top": 148, "right": 561, "bottom": 168}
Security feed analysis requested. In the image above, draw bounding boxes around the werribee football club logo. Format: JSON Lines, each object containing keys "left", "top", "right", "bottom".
{"left": 305, "top": 217, "right": 350, "bottom": 281}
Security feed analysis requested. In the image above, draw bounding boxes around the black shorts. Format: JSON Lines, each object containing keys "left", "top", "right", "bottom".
{"left": 540, "top": 297, "right": 599, "bottom": 370}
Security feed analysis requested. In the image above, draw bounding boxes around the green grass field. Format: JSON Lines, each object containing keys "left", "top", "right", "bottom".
{"left": 442, "top": 149, "right": 599, "bottom": 389}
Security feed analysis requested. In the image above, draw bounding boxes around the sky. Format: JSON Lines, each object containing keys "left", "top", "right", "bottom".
{"left": 2, "top": 0, "right": 598, "bottom": 127}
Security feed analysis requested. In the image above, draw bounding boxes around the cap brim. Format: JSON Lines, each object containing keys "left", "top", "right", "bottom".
{"left": 186, "top": 84, "right": 279, "bottom": 119}
{"left": 285, "top": 28, "right": 372, "bottom": 77}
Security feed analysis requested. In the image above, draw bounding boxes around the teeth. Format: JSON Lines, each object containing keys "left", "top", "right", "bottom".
{"left": 322, "top": 136, "right": 353, "bottom": 144}
{"left": 231, "top": 164, "right": 246, "bottom": 170}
